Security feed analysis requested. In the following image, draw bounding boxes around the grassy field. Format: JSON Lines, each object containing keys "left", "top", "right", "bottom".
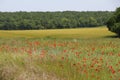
{"left": 0, "top": 26, "right": 120, "bottom": 80}
{"left": 0, "top": 26, "right": 116, "bottom": 39}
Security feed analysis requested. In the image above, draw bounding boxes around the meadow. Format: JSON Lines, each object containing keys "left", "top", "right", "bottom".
{"left": 0, "top": 27, "right": 120, "bottom": 80}
{"left": 0, "top": 27, "right": 115, "bottom": 39}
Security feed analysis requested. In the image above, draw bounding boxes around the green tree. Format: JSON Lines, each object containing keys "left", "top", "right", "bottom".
{"left": 89, "top": 17, "right": 98, "bottom": 27}
{"left": 107, "top": 7, "right": 120, "bottom": 37}
{"left": 0, "top": 11, "right": 113, "bottom": 30}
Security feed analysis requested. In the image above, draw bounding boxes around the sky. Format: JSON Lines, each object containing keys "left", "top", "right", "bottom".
{"left": 0, "top": 0, "right": 120, "bottom": 12}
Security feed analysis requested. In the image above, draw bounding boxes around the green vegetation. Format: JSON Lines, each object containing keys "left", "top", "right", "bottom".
{"left": 0, "top": 11, "right": 113, "bottom": 30}
{"left": 0, "top": 27, "right": 120, "bottom": 80}
{"left": 107, "top": 7, "right": 120, "bottom": 37}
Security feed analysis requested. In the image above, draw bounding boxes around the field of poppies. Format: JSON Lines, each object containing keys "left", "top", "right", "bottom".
{"left": 0, "top": 27, "right": 120, "bottom": 80}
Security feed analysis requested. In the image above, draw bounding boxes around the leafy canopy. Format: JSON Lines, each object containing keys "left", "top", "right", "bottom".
{"left": 107, "top": 7, "right": 120, "bottom": 36}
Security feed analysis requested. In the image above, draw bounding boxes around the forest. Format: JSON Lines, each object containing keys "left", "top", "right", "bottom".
{"left": 0, "top": 11, "right": 113, "bottom": 30}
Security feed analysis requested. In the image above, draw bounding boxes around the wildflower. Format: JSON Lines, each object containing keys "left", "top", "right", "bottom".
{"left": 61, "top": 56, "right": 64, "bottom": 60}
{"left": 92, "top": 47, "right": 95, "bottom": 51}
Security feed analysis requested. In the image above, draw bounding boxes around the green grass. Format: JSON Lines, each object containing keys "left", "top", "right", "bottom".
{"left": 0, "top": 26, "right": 120, "bottom": 80}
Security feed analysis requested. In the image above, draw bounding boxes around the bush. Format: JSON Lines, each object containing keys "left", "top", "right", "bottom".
{"left": 107, "top": 7, "right": 120, "bottom": 37}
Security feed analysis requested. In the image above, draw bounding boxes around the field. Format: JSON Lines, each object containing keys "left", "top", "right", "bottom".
{"left": 0, "top": 27, "right": 120, "bottom": 80}
{"left": 0, "top": 27, "right": 115, "bottom": 39}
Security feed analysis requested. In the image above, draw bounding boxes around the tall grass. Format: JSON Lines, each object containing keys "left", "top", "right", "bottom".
{"left": 0, "top": 38, "right": 120, "bottom": 80}
{"left": 0, "top": 27, "right": 119, "bottom": 80}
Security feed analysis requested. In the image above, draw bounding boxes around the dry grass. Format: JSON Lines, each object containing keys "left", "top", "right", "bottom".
{"left": 0, "top": 26, "right": 116, "bottom": 39}
{"left": 0, "top": 53, "right": 63, "bottom": 80}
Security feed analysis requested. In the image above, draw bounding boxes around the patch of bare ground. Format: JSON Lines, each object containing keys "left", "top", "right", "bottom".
{"left": 0, "top": 63, "right": 64, "bottom": 80}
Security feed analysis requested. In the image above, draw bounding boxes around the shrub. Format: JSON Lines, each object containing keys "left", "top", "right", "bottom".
{"left": 107, "top": 7, "right": 120, "bottom": 37}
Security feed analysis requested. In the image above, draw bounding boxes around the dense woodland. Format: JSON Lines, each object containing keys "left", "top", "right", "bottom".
{"left": 0, "top": 11, "right": 113, "bottom": 30}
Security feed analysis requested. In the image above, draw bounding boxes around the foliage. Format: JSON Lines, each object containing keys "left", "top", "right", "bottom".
{"left": 107, "top": 7, "right": 120, "bottom": 36}
{"left": 0, "top": 11, "right": 113, "bottom": 30}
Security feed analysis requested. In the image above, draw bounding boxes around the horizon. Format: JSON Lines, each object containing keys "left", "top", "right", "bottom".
{"left": 0, "top": 0, "right": 120, "bottom": 12}
{"left": 0, "top": 10, "right": 115, "bottom": 13}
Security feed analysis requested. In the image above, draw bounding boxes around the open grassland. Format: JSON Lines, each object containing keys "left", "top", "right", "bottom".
{"left": 0, "top": 26, "right": 116, "bottom": 39}
{"left": 0, "top": 27, "right": 120, "bottom": 80}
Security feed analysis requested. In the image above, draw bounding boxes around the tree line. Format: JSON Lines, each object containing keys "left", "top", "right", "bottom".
{"left": 0, "top": 11, "right": 113, "bottom": 30}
